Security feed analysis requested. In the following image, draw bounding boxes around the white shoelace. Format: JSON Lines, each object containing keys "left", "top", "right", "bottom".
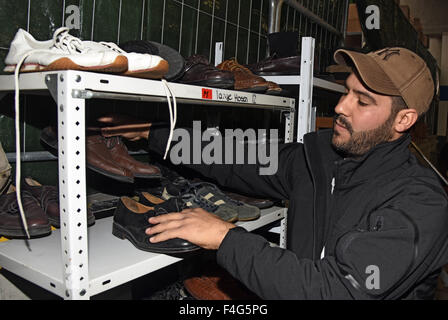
{"left": 161, "top": 79, "right": 177, "bottom": 160}
{"left": 52, "top": 27, "right": 86, "bottom": 54}
{"left": 12, "top": 27, "right": 86, "bottom": 239}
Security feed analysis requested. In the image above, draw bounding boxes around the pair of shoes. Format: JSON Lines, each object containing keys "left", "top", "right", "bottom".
{"left": 138, "top": 189, "right": 239, "bottom": 223}
{"left": 21, "top": 177, "right": 95, "bottom": 229}
{"left": 217, "top": 58, "right": 270, "bottom": 93}
{"left": 157, "top": 180, "right": 260, "bottom": 222}
{"left": 177, "top": 55, "right": 235, "bottom": 89}
{"left": 189, "top": 182, "right": 260, "bottom": 222}
{"left": 87, "top": 135, "right": 162, "bottom": 183}
{"left": 4, "top": 28, "right": 168, "bottom": 79}
{"left": 112, "top": 195, "right": 199, "bottom": 253}
{"left": 40, "top": 127, "right": 162, "bottom": 183}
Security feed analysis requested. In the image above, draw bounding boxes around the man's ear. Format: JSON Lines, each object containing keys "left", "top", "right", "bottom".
{"left": 393, "top": 109, "right": 419, "bottom": 133}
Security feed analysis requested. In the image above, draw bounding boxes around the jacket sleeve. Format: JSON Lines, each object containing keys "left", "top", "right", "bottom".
{"left": 148, "top": 126, "right": 308, "bottom": 200}
{"left": 217, "top": 184, "right": 448, "bottom": 300}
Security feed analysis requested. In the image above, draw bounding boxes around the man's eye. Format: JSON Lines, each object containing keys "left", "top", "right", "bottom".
{"left": 358, "top": 101, "right": 368, "bottom": 106}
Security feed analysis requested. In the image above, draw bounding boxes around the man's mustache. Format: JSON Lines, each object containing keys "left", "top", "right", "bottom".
{"left": 333, "top": 114, "right": 353, "bottom": 134}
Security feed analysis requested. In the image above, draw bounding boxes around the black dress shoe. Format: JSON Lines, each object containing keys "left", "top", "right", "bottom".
{"left": 112, "top": 196, "right": 199, "bottom": 254}
{"left": 246, "top": 54, "right": 301, "bottom": 76}
{"left": 0, "top": 191, "right": 51, "bottom": 238}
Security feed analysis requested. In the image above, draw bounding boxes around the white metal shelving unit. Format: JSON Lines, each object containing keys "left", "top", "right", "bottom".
{"left": 262, "top": 37, "right": 345, "bottom": 143}
{"left": 0, "top": 69, "right": 295, "bottom": 300}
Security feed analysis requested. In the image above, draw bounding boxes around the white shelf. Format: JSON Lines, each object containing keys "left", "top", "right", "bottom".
{"left": 0, "top": 206, "right": 286, "bottom": 298}
{"left": 0, "top": 71, "right": 296, "bottom": 111}
{"left": 262, "top": 75, "right": 345, "bottom": 93}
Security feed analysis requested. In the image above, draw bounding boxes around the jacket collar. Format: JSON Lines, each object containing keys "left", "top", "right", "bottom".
{"left": 304, "top": 129, "right": 412, "bottom": 186}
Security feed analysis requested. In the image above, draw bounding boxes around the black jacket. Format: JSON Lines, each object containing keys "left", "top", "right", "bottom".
{"left": 148, "top": 127, "right": 448, "bottom": 299}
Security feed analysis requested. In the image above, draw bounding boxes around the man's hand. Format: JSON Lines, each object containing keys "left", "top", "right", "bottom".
{"left": 96, "top": 114, "right": 151, "bottom": 141}
{"left": 146, "top": 208, "right": 236, "bottom": 250}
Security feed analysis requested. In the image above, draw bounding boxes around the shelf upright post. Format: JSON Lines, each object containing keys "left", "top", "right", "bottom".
{"left": 56, "top": 70, "right": 90, "bottom": 300}
{"left": 297, "top": 37, "right": 315, "bottom": 143}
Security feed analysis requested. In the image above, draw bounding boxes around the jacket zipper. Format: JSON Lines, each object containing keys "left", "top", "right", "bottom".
{"left": 304, "top": 141, "right": 319, "bottom": 261}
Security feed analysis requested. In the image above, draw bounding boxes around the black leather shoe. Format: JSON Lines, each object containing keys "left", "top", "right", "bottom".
{"left": 112, "top": 196, "right": 200, "bottom": 254}
{"left": 246, "top": 54, "right": 301, "bottom": 76}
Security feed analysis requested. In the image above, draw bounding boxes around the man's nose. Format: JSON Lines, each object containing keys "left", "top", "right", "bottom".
{"left": 334, "top": 93, "right": 352, "bottom": 116}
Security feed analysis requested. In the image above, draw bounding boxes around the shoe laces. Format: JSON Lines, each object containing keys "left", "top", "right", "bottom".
{"left": 99, "top": 41, "right": 126, "bottom": 54}
{"left": 160, "top": 79, "right": 177, "bottom": 160}
{"left": 5, "top": 192, "right": 34, "bottom": 216}
{"left": 222, "top": 58, "right": 252, "bottom": 74}
{"left": 52, "top": 27, "right": 86, "bottom": 54}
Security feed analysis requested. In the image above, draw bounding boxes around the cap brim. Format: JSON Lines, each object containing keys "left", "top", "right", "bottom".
{"left": 334, "top": 49, "right": 400, "bottom": 96}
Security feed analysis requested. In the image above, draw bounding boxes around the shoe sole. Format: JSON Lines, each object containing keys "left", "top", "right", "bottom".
{"left": 148, "top": 41, "right": 186, "bottom": 81}
{"left": 5, "top": 55, "right": 128, "bottom": 74}
{"left": 253, "top": 71, "right": 300, "bottom": 76}
{"left": 0, "top": 224, "right": 51, "bottom": 238}
{"left": 123, "top": 60, "right": 169, "bottom": 79}
{"left": 112, "top": 222, "right": 200, "bottom": 254}
{"left": 134, "top": 173, "right": 163, "bottom": 179}
{"left": 235, "top": 214, "right": 261, "bottom": 222}
{"left": 181, "top": 78, "right": 235, "bottom": 89}
{"left": 87, "top": 164, "right": 134, "bottom": 184}
{"left": 234, "top": 84, "right": 269, "bottom": 93}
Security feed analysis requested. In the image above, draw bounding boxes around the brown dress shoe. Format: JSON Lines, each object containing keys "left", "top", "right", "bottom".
{"left": 178, "top": 54, "right": 235, "bottom": 88}
{"left": 217, "top": 58, "right": 269, "bottom": 93}
{"left": 104, "top": 136, "right": 162, "bottom": 179}
{"left": 21, "top": 177, "right": 95, "bottom": 228}
{"left": 87, "top": 135, "right": 134, "bottom": 183}
{"left": 0, "top": 191, "right": 51, "bottom": 238}
{"left": 183, "top": 264, "right": 259, "bottom": 300}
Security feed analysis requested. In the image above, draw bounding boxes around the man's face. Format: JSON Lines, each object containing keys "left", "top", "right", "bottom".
{"left": 332, "top": 72, "right": 397, "bottom": 157}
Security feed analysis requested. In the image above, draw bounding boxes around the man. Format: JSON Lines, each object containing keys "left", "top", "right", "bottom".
{"left": 100, "top": 47, "right": 448, "bottom": 299}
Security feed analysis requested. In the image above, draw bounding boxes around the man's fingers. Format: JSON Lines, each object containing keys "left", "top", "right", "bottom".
{"left": 148, "top": 212, "right": 187, "bottom": 225}
{"left": 149, "top": 228, "right": 183, "bottom": 243}
{"left": 146, "top": 218, "right": 186, "bottom": 235}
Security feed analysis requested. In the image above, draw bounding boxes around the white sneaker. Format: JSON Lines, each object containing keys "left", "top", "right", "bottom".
{"left": 4, "top": 28, "right": 128, "bottom": 73}
{"left": 96, "top": 42, "right": 169, "bottom": 79}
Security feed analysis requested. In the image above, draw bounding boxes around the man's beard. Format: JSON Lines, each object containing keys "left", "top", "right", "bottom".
{"left": 332, "top": 113, "right": 395, "bottom": 158}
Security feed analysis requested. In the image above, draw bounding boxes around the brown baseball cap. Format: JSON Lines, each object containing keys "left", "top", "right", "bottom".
{"left": 334, "top": 47, "right": 435, "bottom": 115}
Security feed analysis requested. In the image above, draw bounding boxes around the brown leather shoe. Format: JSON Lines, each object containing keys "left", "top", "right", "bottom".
{"left": 217, "top": 58, "right": 269, "bottom": 93}
{"left": 0, "top": 191, "right": 51, "bottom": 238}
{"left": 21, "top": 177, "right": 95, "bottom": 228}
{"left": 87, "top": 135, "right": 134, "bottom": 183}
{"left": 104, "top": 136, "right": 162, "bottom": 179}
{"left": 246, "top": 54, "right": 301, "bottom": 76}
{"left": 178, "top": 55, "right": 235, "bottom": 88}
{"left": 183, "top": 264, "right": 259, "bottom": 300}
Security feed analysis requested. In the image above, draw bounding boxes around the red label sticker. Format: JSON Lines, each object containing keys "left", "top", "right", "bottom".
{"left": 202, "top": 88, "right": 213, "bottom": 99}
